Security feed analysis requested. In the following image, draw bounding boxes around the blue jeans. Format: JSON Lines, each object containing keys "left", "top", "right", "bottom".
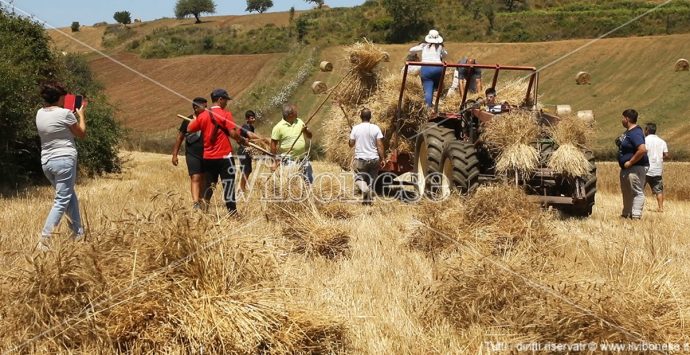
{"left": 421, "top": 66, "right": 443, "bottom": 107}
{"left": 41, "top": 157, "right": 83, "bottom": 237}
{"left": 282, "top": 156, "right": 314, "bottom": 185}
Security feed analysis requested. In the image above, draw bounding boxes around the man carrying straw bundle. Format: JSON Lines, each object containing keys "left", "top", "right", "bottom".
{"left": 616, "top": 109, "right": 649, "bottom": 219}
{"left": 349, "top": 108, "right": 385, "bottom": 205}
{"left": 271, "top": 104, "right": 314, "bottom": 184}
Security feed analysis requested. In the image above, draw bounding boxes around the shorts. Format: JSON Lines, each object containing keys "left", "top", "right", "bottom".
{"left": 240, "top": 156, "right": 253, "bottom": 176}
{"left": 185, "top": 153, "right": 203, "bottom": 176}
{"left": 646, "top": 175, "right": 664, "bottom": 194}
{"left": 353, "top": 158, "right": 380, "bottom": 186}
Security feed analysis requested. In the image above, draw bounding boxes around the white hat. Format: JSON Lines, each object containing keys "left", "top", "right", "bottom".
{"left": 425, "top": 29, "right": 443, "bottom": 44}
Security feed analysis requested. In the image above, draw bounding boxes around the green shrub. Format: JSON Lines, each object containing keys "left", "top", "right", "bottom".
{"left": 102, "top": 24, "right": 135, "bottom": 47}
{"left": 71, "top": 21, "right": 80, "bottom": 32}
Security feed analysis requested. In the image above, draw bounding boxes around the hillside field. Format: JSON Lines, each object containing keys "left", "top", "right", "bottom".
{"left": 50, "top": 19, "right": 690, "bottom": 154}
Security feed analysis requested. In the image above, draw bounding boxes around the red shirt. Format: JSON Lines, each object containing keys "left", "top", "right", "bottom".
{"left": 187, "top": 106, "right": 237, "bottom": 159}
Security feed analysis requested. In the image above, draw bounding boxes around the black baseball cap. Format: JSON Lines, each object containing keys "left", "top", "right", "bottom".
{"left": 210, "top": 88, "right": 232, "bottom": 100}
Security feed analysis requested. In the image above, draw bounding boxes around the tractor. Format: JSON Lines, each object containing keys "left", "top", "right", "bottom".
{"left": 378, "top": 61, "right": 597, "bottom": 217}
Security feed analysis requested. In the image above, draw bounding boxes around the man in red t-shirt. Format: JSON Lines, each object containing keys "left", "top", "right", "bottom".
{"left": 187, "top": 88, "right": 246, "bottom": 214}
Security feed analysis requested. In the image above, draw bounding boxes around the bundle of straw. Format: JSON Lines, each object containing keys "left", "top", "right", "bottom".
{"left": 280, "top": 205, "right": 351, "bottom": 259}
{"left": 495, "top": 144, "right": 540, "bottom": 176}
{"left": 546, "top": 115, "right": 594, "bottom": 177}
{"left": 548, "top": 114, "right": 592, "bottom": 148}
{"left": 346, "top": 39, "right": 389, "bottom": 73}
{"left": 322, "top": 105, "right": 354, "bottom": 171}
{"left": 366, "top": 73, "right": 428, "bottom": 138}
{"left": 547, "top": 144, "right": 591, "bottom": 177}
{"left": 481, "top": 111, "right": 540, "bottom": 176}
{"left": 334, "top": 39, "right": 387, "bottom": 106}
{"left": 1, "top": 195, "right": 348, "bottom": 353}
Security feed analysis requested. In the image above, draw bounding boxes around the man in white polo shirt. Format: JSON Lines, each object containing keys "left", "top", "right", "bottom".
{"left": 349, "top": 108, "right": 385, "bottom": 205}
{"left": 644, "top": 123, "right": 669, "bottom": 212}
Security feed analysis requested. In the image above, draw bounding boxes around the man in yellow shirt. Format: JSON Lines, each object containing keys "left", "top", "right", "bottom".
{"left": 270, "top": 103, "right": 314, "bottom": 184}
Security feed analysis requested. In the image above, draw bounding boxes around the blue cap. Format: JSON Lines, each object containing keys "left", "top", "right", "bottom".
{"left": 211, "top": 88, "right": 232, "bottom": 100}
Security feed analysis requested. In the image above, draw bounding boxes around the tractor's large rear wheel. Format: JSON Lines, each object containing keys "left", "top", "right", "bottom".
{"left": 414, "top": 124, "right": 455, "bottom": 199}
{"left": 441, "top": 141, "right": 481, "bottom": 194}
{"left": 563, "top": 151, "right": 597, "bottom": 217}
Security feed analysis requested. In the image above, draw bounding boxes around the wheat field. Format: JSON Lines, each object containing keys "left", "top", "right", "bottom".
{"left": 1, "top": 152, "right": 689, "bottom": 353}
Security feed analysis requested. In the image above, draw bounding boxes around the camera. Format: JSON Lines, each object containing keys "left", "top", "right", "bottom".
{"left": 615, "top": 134, "right": 625, "bottom": 148}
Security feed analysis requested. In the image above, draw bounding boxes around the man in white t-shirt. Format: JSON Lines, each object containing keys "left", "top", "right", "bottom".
{"left": 644, "top": 123, "right": 669, "bottom": 212}
{"left": 349, "top": 108, "right": 385, "bottom": 205}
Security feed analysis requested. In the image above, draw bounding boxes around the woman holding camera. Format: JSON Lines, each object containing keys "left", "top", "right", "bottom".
{"left": 35, "top": 82, "right": 87, "bottom": 251}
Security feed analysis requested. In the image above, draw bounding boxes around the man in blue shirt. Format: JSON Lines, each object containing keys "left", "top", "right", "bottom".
{"left": 617, "top": 109, "right": 649, "bottom": 219}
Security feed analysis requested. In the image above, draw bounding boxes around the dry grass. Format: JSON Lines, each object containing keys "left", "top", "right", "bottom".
{"left": 595, "top": 161, "right": 690, "bottom": 201}
{"left": 2, "top": 152, "right": 690, "bottom": 353}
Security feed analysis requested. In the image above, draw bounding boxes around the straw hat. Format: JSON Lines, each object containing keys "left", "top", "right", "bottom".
{"left": 425, "top": 29, "right": 443, "bottom": 44}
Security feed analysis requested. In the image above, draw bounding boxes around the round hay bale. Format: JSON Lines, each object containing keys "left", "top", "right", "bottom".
{"left": 311, "top": 81, "right": 328, "bottom": 95}
{"left": 575, "top": 71, "right": 591, "bottom": 85}
{"left": 320, "top": 61, "right": 333, "bottom": 72}
{"left": 577, "top": 110, "right": 595, "bottom": 126}
{"left": 675, "top": 59, "right": 689, "bottom": 72}
{"left": 556, "top": 105, "right": 572, "bottom": 116}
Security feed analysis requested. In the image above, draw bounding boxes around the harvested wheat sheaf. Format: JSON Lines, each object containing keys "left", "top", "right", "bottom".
{"left": 481, "top": 111, "right": 540, "bottom": 175}
{"left": 426, "top": 186, "right": 690, "bottom": 346}
{"left": 547, "top": 143, "right": 591, "bottom": 177}
{"left": 0, "top": 196, "right": 347, "bottom": 353}
{"left": 322, "top": 106, "right": 355, "bottom": 171}
{"left": 334, "top": 39, "right": 387, "bottom": 106}
{"left": 548, "top": 115, "right": 593, "bottom": 148}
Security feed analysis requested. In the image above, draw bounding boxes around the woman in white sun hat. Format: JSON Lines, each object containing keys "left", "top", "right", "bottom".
{"left": 409, "top": 29, "right": 448, "bottom": 107}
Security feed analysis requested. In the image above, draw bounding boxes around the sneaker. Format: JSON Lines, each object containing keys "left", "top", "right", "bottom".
{"left": 193, "top": 202, "right": 202, "bottom": 211}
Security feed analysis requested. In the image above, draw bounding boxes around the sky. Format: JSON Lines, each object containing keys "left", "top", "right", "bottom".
{"left": 7, "top": 0, "right": 366, "bottom": 28}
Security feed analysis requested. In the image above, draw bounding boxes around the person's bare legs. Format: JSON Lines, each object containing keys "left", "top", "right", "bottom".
{"left": 240, "top": 172, "right": 249, "bottom": 192}
{"left": 190, "top": 173, "right": 203, "bottom": 203}
{"left": 657, "top": 192, "right": 664, "bottom": 212}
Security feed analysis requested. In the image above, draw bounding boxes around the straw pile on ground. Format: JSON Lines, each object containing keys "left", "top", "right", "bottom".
{"left": 408, "top": 185, "right": 549, "bottom": 257}
{"left": 481, "top": 111, "right": 540, "bottom": 177}
{"left": 0, "top": 196, "right": 348, "bottom": 353}
{"left": 547, "top": 115, "right": 594, "bottom": 177}
{"left": 262, "top": 166, "right": 352, "bottom": 259}
{"left": 415, "top": 185, "right": 690, "bottom": 347}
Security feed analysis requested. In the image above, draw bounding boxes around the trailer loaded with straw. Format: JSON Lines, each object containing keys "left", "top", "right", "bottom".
{"left": 323, "top": 40, "right": 597, "bottom": 216}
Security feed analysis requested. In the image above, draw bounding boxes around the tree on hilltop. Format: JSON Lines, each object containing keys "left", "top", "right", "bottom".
{"left": 246, "top": 0, "right": 273, "bottom": 14}
{"left": 175, "top": 0, "right": 216, "bottom": 24}
{"left": 304, "top": 0, "right": 324, "bottom": 9}
{"left": 113, "top": 11, "right": 132, "bottom": 25}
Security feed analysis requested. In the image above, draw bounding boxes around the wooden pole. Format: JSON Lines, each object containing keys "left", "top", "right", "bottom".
{"left": 284, "top": 69, "right": 354, "bottom": 156}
